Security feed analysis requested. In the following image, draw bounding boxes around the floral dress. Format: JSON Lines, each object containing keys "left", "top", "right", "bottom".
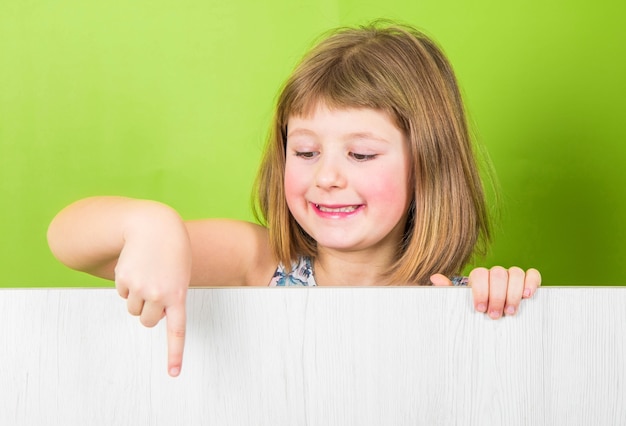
{"left": 268, "top": 256, "right": 468, "bottom": 286}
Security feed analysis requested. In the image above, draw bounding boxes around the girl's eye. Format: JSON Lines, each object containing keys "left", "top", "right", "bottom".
{"left": 295, "top": 151, "right": 318, "bottom": 159}
{"left": 350, "top": 152, "right": 377, "bottom": 161}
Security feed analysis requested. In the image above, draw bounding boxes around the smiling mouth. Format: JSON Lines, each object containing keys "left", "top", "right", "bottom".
{"left": 314, "top": 204, "right": 361, "bottom": 213}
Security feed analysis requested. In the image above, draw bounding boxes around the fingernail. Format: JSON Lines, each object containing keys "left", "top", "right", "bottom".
{"left": 489, "top": 310, "right": 502, "bottom": 319}
{"left": 505, "top": 305, "right": 516, "bottom": 315}
{"left": 169, "top": 367, "right": 180, "bottom": 377}
{"left": 523, "top": 288, "right": 532, "bottom": 298}
{"left": 477, "top": 303, "right": 487, "bottom": 313}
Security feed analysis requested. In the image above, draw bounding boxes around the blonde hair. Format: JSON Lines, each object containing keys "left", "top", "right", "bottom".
{"left": 253, "top": 21, "right": 490, "bottom": 285}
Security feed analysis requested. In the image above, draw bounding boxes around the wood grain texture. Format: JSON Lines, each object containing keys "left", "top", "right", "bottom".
{"left": 0, "top": 287, "right": 624, "bottom": 425}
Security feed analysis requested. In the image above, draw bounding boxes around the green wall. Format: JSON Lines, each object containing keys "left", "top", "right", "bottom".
{"left": 1, "top": 0, "right": 624, "bottom": 287}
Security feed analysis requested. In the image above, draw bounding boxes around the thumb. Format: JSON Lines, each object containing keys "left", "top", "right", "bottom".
{"left": 430, "top": 273, "right": 453, "bottom": 286}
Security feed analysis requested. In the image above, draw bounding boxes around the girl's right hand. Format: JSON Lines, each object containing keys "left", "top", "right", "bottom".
{"left": 48, "top": 197, "right": 192, "bottom": 377}
{"left": 113, "top": 204, "right": 192, "bottom": 377}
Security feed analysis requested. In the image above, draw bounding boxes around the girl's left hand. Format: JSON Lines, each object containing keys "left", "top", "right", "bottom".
{"left": 431, "top": 267, "right": 541, "bottom": 319}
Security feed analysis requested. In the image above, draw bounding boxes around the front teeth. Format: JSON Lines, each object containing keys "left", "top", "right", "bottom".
{"left": 316, "top": 204, "right": 358, "bottom": 213}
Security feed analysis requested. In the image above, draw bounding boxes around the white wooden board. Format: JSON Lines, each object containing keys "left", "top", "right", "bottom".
{"left": 1, "top": 287, "right": 624, "bottom": 425}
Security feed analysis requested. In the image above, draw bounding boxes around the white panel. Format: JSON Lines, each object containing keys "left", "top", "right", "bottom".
{"left": 0, "top": 288, "right": 625, "bottom": 425}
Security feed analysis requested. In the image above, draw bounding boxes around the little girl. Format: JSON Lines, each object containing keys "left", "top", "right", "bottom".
{"left": 47, "top": 21, "right": 541, "bottom": 377}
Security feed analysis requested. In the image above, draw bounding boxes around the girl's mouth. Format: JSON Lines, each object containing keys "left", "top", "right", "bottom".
{"left": 312, "top": 203, "right": 364, "bottom": 217}
{"left": 315, "top": 204, "right": 359, "bottom": 213}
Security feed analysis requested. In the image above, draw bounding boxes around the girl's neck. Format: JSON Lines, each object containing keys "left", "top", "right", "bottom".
{"left": 312, "top": 248, "right": 396, "bottom": 286}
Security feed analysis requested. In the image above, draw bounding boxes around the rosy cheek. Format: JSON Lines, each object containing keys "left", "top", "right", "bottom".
{"left": 374, "top": 180, "right": 407, "bottom": 207}
{"left": 364, "top": 165, "right": 410, "bottom": 207}
{"left": 284, "top": 162, "right": 303, "bottom": 208}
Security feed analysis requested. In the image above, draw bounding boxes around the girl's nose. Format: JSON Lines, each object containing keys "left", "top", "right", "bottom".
{"left": 315, "top": 156, "right": 346, "bottom": 190}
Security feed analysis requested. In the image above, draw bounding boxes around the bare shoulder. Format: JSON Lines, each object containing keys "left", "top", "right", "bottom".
{"left": 185, "top": 219, "right": 277, "bottom": 287}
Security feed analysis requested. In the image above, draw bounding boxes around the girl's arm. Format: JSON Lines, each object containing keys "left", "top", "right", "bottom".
{"left": 47, "top": 197, "right": 190, "bottom": 280}
{"left": 184, "top": 218, "right": 277, "bottom": 288}
{"left": 47, "top": 197, "right": 276, "bottom": 285}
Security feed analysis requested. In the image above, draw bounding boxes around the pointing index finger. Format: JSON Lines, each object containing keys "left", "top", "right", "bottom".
{"left": 165, "top": 303, "right": 186, "bottom": 377}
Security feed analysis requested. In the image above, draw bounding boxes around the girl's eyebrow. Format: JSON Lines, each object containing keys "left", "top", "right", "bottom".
{"left": 287, "top": 129, "right": 390, "bottom": 144}
{"left": 344, "top": 132, "right": 391, "bottom": 144}
{"left": 286, "top": 128, "right": 315, "bottom": 139}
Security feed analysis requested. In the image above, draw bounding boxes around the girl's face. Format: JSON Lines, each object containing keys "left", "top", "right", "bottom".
{"left": 285, "top": 103, "right": 412, "bottom": 257}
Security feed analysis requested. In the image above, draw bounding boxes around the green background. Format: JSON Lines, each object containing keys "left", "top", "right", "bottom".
{"left": 1, "top": 0, "right": 624, "bottom": 287}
